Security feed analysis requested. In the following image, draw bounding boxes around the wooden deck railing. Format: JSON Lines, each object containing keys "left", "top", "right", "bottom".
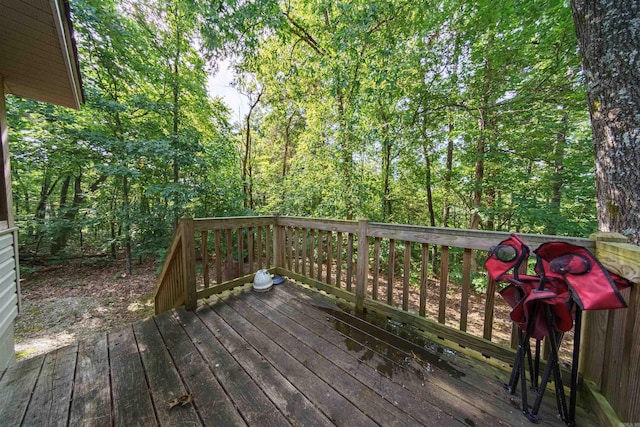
{"left": 154, "top": 218, "right": 196, "bottom": 314}
{"left": 154, "top": 215, "right": 640, "bottom": 425}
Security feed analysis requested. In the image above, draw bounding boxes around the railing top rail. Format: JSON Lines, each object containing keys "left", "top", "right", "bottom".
{"left": 367, "top": 222, "right": 595, "bottom": 250}
{"left": 276, "top": 216, "right": 359, "bottom": 233}
{"left": 190, "top": 215, "right": 595, "bottom": 250}
{"left": 153, "top": 225, "right": 184, "bottom": 295}
{"left": 193, "top": 216, "right": 277, "bottom": 231}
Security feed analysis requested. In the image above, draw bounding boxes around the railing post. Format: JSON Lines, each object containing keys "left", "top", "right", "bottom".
{"left": 181, "top": 217, "right": 197, "bottom": 311}
{"left": 273, "top": 214, "right": 285, "bottom": 269}
{"left": 585, "top": 232, "right": 640, "bottom": 422}
{"left": 355, "top": 219, "right": 369, "bottom": 314}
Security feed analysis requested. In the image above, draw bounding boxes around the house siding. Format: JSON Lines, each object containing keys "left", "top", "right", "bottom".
{"left": 0, "top": 228, "right": 19, "bottom": 370}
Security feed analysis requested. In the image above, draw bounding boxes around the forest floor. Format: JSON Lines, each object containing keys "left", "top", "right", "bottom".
{"left": 15, "top": 259, "right": 158, "bottom": 360}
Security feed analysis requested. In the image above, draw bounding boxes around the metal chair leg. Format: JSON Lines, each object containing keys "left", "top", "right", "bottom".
{"left": 568, "top": 308, "right": 582, "bottom": 425}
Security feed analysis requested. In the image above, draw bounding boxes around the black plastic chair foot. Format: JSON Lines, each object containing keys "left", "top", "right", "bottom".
{"left": 524, "top": 411, "right": 540, "bottom": 423}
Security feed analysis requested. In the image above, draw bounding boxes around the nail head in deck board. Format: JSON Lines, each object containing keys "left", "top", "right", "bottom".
{"left": 222, "top": 294, "right": 422, "bottom": 427}
{"left": 209, "top": 299, "right": 376, "bottom": 426}
{"left": 0, "top": 354, "right": 44, "bottom": 426}
{"left": 153, "top": 312, "right": 246, "bottom": 427}
{"left": 23, "top": 344, "right": 77, "bottom": 427}
{"left": 195, "top": 303, "right": 334, "bottom": 427}
{"left": 108, "top": 326, "right": 157, "bottom": 427}
{"left": 133, "top": 316, "right": 202, "bottom": 426}
{"left": 69, "top": 333, "right": 112, "bottom": 426}
{"left": 180, "top": 306, "right": 330, "bottom": 427}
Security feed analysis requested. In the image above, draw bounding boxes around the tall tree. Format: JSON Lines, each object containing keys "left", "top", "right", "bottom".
{"left": 570, "top": 0, "right": 640, "bottom": 244}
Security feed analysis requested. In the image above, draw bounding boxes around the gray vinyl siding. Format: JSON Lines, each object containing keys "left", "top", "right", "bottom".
{"left": 0, "top": 228, "right": 19, "bottom": 370}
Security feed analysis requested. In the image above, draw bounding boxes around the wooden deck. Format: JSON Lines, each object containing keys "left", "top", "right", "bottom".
{"left": 1, "top": 282, "right": 598, "bottom": 426}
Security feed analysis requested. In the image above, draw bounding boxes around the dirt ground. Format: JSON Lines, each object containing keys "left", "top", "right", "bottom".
{"left": 15, "top": 259, "right": 158, "bottom": 360}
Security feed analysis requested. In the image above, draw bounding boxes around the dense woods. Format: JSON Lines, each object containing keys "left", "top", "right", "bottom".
{"left": 7, "top": 0, "right": 629, "bottom": 267}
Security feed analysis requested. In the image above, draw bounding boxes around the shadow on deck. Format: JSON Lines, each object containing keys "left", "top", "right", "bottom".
{"left": 0, "top": 281, "right": 598, "bottom": 426}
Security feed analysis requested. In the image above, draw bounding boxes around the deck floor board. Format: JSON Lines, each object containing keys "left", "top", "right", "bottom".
{"left": 69, "top": 332, "right": 112, "bottom": 426}
{"left": 176, "top": 307, "right": 311, "bottom": 427}
{"left": 23, "top": 343, "right": 77, "bottom": 427}
{"left": 210, "top": 299, "right": 377, "bottom": 426}
{"left": 266, "top": 282, "right": 561, "bottom": 426}
{"left": 222, "top": 295, "right": 434, "bottom": 427}
{"left": 109, "top": 326, "right": 157, "bottom": 427}
{"left": 230, "top": 293, "right": 456, "bottom": 426}
{"left": 133, "top": 315, "right": 201, "bottom": 426}
{"left": 0, "top": 282, "right": 599, "bottom": 426}
{"left": 250, "top": 286, "right": 496, "bottom": 426}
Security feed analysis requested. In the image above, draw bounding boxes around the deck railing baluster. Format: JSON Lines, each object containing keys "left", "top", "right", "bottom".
{"left": 248, "top": 227, "right": 254, "bottom": 273}
{"left": 294, "top": 228, "right": 300, "bottom": 273}
{"left": 308, "top": 230, "right": 315, "bottom": 279}
{"left": 256, "top": 226, "right": 263, "bottom": 269}
{"left": 215, "top": 230, "right": 222, "bottom": 284}
{"left": 403, "top": 241, "right": 411, "bottom": 311}
{"left": 355, "top": 220, "right": 369, "bottom": 313}
{"left": 438, "top": 245, "right": 449, "bottom": 324}
{"left": 460, "top": 248, "right": 472, "bottom": 332}
{"left": 326, "top": 231, "right": 333, "bottom": 285}
{"left": 266, "top": 225, "right": 272, "bottom": 268}
{"left": 373, "top": 238, "right": 381, "bottom": 300}
{"left": 201, "top": 231, "right": 209, "bottom": 289}
{"left": 419, "top": 243, "right": 428, "bottom": 317}
{"left": 483, "top": 277, "right": 497, "bottom": 341}
{"left": 288, "top": 227, "right": 294, "bottom": 271}
{"left": 226, "top": 229, "right": 233, "bottom": 281}
{"left": 301, "top": 228, "right": 308, "bottom": 277}
{"left": 237, "top": 227, "right": 244, "bottom": 278}
{"left": 336, "top": 232, "right": 343, "bottom": 287}
{"left": 387, "top": 239, "right": 395, "bottom": 305}
{"left": 346, "top": 233, "right": 354, "bottom": 292}
{"left": 316, "top": 230, "right": 323, "bottom": 282}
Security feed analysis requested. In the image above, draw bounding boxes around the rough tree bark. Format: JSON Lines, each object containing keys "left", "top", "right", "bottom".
{"left": 570, "top": 0, "right": 640, "bottom": 244}
{"left": 242, "top": 87, "right": 263, "bottom": 210}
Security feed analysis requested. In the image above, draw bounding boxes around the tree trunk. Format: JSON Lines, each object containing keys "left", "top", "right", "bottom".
{"left": 280, "top": 112, "right": 296, "bottom": 204}
{"left": 337, "top": 92, "right": 355, "bottom": 220}
{"left": 51, "top": 173, "right": 85, "bottom": 256}
{"left": 50, "top": 176, "right": 71, "bottom": 256}
{"left": 171, "top": 3, "right": 182, "bottom": 229}
{"left": 421, "top": 143, "right": 436, "bottom": 228}
{"left": 443, "top": 112, "right": 454, "bottom": 227}
{"left": 123, "top": 175, "right": 132, "bottom": 274}
{"left": 242, "top": 89, "right": 262, "bottom": 210}
{"left": 382, "top": 127, "right": 392, "bottom": 222}
{"left": 469, "top": 108, "right": 486, "bottom": 230}
{"left": 571, "top": 0, "right": 640, "bottom": 244}
{"left": 547, "top": 114, "right": 568, "bottom": 235}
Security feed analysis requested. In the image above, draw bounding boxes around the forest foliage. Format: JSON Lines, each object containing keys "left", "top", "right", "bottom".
{"left": 7, "top": 0, "right": 598, "bottom": 266}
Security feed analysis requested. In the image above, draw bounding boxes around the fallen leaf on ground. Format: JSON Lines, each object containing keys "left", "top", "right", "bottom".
{"left": 168, "top": 393, "right": 193, "bottom": 410}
